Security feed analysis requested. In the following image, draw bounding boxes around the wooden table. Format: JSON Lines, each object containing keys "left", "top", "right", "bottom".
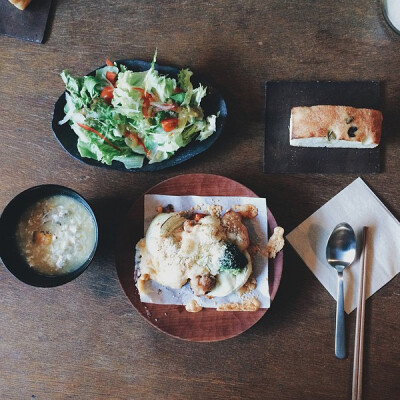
{"left": 1, "top": 1, "right": 399, "bottom": 399}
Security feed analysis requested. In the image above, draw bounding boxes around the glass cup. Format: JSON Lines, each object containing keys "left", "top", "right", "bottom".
{"left": 382, "top": 0, "right": 400, "bottom": 35}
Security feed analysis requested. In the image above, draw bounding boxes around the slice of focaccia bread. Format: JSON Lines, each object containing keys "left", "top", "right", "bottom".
{"left": 289, "top": 105, "right": 383, "bottom": 148}
{"left": 8, "top": 0, "right": 32, "bottom": 10}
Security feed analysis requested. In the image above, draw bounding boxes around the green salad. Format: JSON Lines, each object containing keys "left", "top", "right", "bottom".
{"left": 59, "top": 52, "right": 218, "bottom": 169}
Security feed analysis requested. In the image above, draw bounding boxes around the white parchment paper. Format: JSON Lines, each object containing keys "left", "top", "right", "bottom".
{"left": 136, "top": 195, "right": 270, "bottom": 308}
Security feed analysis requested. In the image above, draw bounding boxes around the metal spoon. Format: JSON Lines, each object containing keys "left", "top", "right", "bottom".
{"left": 326, "top": 223, "right": 357, "bottom": 359}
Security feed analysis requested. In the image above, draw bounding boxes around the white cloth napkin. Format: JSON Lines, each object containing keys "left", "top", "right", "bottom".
{"left": 286, "top": 177, "right": 400, "bottom": 314}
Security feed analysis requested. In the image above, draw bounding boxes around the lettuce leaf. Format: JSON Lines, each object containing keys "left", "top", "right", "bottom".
{"left": 113, "top": 154, "right": 144, "bottom": 169}
{"left": 178, "top": 69, "right": 193, "bottom": 106}
{"left": 197, "top": 114, "right": 217, "bottom": 141}
{"left": 59, "top": 53, "right": 218, "bottom": 169}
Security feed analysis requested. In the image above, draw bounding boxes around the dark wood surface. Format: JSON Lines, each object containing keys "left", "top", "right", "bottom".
{"left": 0, "top": 1, "right": 399, "bottom": 399}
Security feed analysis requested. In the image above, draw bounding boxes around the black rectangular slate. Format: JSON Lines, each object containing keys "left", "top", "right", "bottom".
{"left": 0, "top": 0, "right": 52, "bottom": 43}
{"left": 264, "top": 81, "right": 382, "bottom": 174}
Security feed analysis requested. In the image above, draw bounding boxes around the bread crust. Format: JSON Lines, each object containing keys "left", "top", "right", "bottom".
{"left": 8, "top": 0, "right": 32, "bottom": 10}
{"left": 290, "top": 105, "right": 383, "bottom": 148}
{"left": 217, "top": 296, "right": 261, "bottom": 312}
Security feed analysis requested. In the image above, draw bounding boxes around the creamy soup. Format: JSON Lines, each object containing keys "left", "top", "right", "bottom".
{"left": 16, "top": 195, "right": 96, "bottom": 275}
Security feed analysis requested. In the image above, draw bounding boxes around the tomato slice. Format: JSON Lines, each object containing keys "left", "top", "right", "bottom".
{"left": 122, "top": 131, "right": 150, "bottom": 156}
{"left": 132, "top": 87, "right": 155, "bottom": 118}
{"left": 161, "top": 118, "right": 179, "bottom": 132}
{"left": 132, "top": 87, "right": 154, "bottom": 100}
{"left": 105, "top": 59, "right": 114, "bottom": 66}
{"left": 132, "top": 87, "right": 145, "bottom": 96}
{"left": 142, "top": 98, "right": 150, "bottom": 118}
{"left": 174, "top": 87, "right": 183, "bottom": 93}
{"left": 100, "top": 86, "right": 114, "bottom": 104}
{"left": 106, "top": 71, "right": 117, "bottom": 86}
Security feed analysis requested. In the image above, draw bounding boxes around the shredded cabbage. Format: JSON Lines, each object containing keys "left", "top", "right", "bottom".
{"left": 59, "top": 53, "right": 218, "bottom": 169}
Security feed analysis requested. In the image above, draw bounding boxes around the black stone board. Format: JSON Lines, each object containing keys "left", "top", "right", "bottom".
{"left": 264, "top": 81, "right": 382, "bottom": 174}
{"left": 0, "top": 0, "right": 52, "bottom": 43}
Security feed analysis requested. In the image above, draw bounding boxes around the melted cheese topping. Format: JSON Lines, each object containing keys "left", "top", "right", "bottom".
{"left": 137, "top": 214, "right": 227, "bottom": 290}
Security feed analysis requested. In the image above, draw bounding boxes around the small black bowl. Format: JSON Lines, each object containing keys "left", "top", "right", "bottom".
{"left": 0, "top": 185, "right": 98, "bottom": 287}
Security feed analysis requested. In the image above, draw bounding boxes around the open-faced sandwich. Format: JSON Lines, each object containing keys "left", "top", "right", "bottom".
{"left": 135, "top": 199, "right": 284, "bottom": 312}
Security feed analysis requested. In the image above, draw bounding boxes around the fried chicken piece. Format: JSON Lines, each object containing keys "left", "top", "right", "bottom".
{"left": 190, "top": 274, "right": 216, "bottom": 296}
{"left": 266, "top": 227, "right": 285, "bottom": 258}
{"left": 237, "top": 275, "right": 257, "bottom": 296}
{"left": 185, "top": 300, "right": 203, "bottom": 313}
{"left": 221, "top": 210, "right": 250, "bottom": 251}
{"left": 156, "top": 204, "right": 174, "bottom": 214}
{"left": 233, "top": 204, "right": 258, "bottom": 219}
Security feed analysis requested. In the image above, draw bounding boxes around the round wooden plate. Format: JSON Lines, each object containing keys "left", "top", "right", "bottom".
{"left": 115, "top": 174, "right": 283, "bottom": 342}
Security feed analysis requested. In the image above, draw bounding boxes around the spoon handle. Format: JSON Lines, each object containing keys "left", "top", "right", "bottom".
{"left": 335, "top": 271, "right": 346, "bottom": 359}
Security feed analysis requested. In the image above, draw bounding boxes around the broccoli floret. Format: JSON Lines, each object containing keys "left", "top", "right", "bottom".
{"left": 219, "top": 242, "right": 248, "bottom": 275}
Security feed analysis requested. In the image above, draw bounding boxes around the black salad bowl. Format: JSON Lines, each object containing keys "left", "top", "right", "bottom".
{"left": 0, "top": 185, "right": 98, "bottom": 287}
{"left": 52, "top": 59, "right": 228, "bottom": 172}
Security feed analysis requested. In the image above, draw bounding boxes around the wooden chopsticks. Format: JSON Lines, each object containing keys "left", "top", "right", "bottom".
{"left": 352, "top": 226, "right": 368, "bottom": 400}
